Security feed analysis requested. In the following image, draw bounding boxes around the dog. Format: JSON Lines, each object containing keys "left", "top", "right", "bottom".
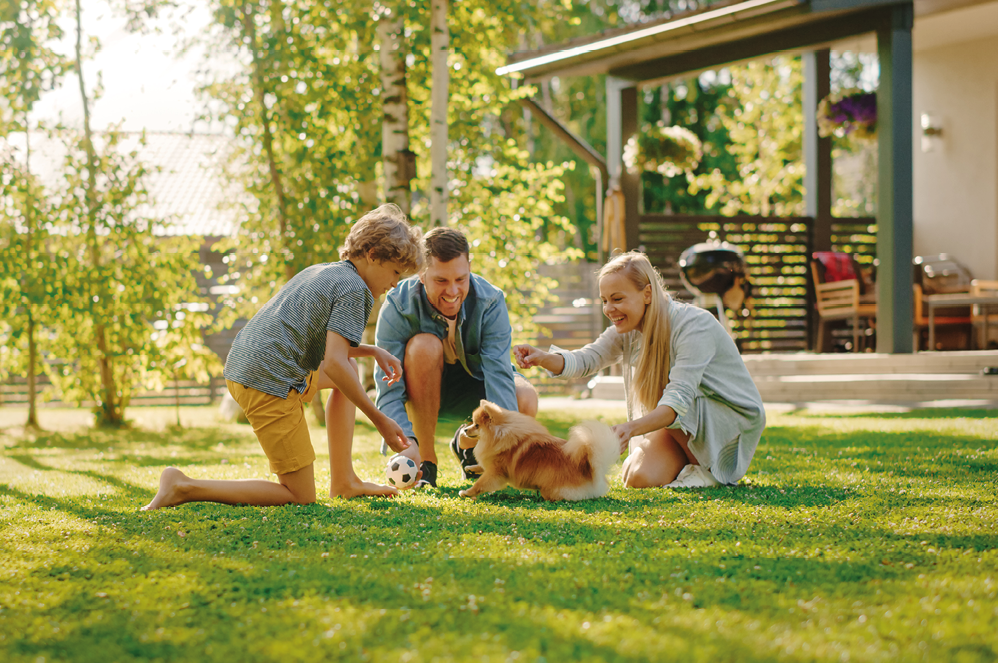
{"left": 458, "top": 400, "right": 621, "bottom": 502}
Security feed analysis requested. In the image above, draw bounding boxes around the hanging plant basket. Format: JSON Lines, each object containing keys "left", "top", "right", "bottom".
{"left": 816, "top": 89, "right": 877, "bottom": 140}
{"left": 623, "top": 124, "right": 703, "bottom": 178}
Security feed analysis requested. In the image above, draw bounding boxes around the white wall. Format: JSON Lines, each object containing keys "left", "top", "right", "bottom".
{"left": 912, "top": 3, "right": 998, "bottom": 280}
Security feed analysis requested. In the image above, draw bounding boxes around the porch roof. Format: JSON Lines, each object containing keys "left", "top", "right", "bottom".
{"left": 498, "top": 0, "right": 983, "bottom": 82}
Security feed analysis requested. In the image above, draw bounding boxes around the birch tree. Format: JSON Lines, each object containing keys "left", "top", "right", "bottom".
{"left": 428, "top": 0, "right": 448, "bottom": 227}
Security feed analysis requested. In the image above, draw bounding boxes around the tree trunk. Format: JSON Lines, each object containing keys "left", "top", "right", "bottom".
{"left": 24, "top": 117, "right": 39, "bottom": 429}
{"left": 379, "top": 11, "right": 411, "bottom": 215}
{"left": 429, "top": 0, "right": 449, "bottom": 227}
{"left": 74, "top": 0, "right": 122, "bottom": 427}
{"left": 242, "top": 2, "right": 293, "bottom": 283}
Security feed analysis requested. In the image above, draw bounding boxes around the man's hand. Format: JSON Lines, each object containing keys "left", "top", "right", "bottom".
{"left": 371, "top": 346, "right": 404, "bottom": 387}
{"left": 512, "top": 344, "right": 546, "bottom": 369}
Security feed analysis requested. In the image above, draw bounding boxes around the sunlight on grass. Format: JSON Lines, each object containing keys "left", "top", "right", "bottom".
{"left": 0, "top": 404, "right": 996, "bottom": 661}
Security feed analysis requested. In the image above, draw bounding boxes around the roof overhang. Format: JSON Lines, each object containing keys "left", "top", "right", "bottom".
{"left": 498, "top": 0, "right": 981, "bottom": 84}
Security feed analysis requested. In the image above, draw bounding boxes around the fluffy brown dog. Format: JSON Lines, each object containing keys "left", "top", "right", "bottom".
{"left": 458, "top": 400, "right": 620, "bottom": 501}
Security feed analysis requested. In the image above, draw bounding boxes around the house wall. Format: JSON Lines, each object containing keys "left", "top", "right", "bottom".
{"left": 912, "top": 4, "right": 998, "bottom": 280}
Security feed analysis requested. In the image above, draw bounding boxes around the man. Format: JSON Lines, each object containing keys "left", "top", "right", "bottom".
{"left": 374, "top": 227, "right": 538, "bottom": 488}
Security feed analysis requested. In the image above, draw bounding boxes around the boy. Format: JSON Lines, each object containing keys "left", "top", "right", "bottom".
{"left": 143, "top": 204, "right": 423, "bottom": 509}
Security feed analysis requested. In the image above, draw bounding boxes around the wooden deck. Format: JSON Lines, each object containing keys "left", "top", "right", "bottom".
{"left": 588, "top": 350, "right": 998, "bottom": 403}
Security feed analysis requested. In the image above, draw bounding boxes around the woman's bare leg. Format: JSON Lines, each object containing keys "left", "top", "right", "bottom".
{"left": 620, "top": 428, "right": 698, "bottom": 489}
{"left": 142, "top": 464, "right": 317, "bottom": 510}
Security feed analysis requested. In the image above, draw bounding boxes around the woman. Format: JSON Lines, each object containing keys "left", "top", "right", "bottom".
{"left": 513, "top": 251, "right": 764, "bottom": 489}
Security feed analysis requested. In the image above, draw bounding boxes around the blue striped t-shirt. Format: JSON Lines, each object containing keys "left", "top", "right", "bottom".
{"left": 224, "top": 261, "right": 373, "bottom": 398}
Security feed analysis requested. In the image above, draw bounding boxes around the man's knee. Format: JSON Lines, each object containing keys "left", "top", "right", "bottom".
{"left": 405, "top": 334, "right": 444, "bottom": 372}
{"left": 515, "top": 379, "right": 538, "bottom": 417}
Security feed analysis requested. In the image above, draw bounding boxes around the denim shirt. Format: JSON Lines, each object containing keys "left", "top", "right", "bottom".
{"left": 374, "top": 273, "right": 519, "bottom": 445}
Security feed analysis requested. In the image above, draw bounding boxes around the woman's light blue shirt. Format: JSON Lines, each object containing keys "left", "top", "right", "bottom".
{"left": 550, "top": 299, "right": 765, "bottom": 484}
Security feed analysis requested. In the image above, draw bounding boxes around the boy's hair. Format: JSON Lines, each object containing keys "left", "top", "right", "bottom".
{"left": 598, "top": 251, "right": 673, "bottom": 414}
{"left": 340, "top": 204, "right": 424, "bottom": 274}
{"left": 423, "top": 227, "right": 469, "bottom": 263}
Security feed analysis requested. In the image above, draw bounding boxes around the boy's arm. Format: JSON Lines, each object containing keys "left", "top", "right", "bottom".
{"left": 349, "top": 344, "right": 403, "bottom": 387}
{"left": 322, "top": 330, "right": 409, "bottom": 450}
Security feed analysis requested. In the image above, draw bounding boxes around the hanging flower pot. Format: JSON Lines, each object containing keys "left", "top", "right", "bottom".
{"left": 816, "top": 89, "right": 877, "bottom": 140}
{"left": 623, "top": 124, "right": 703, "bottom": 178}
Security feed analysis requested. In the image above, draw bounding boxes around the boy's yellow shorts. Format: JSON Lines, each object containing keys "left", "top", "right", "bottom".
{"left": 226, "top": 371, "right": 319, "bottom": 475}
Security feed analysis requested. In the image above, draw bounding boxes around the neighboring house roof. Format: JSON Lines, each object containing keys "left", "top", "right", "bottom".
{"left": 3, "top": 131, "right": 243, "bottom": 237}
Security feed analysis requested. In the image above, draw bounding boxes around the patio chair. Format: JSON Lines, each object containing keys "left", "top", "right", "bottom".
{"left": 810, "top": 253, "right": 876, "bottom": 352}
{"left": 912, "top": 284, "right": 972, "bottom": 350}
{"left": 970, "top": 279, "right": 997, "bottom": 349}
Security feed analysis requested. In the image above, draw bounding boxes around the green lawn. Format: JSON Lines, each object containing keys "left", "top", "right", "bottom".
{"left": 0, "top": 402, "right": 997, "bottom": 662}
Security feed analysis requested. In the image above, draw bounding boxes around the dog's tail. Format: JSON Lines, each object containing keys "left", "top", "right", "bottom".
{"left": 562, "top": 420, "right": 621, "bottom": 499}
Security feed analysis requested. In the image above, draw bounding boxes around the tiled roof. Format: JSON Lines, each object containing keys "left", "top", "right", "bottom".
{"left": 5, "top": 131, "right": 244, "bottom": 237}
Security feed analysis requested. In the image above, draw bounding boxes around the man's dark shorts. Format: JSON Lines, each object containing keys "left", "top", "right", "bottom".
{"left": 438, "top": 362, "right": 524, "bottom": 424}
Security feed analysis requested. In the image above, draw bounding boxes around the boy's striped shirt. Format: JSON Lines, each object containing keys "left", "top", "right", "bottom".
{"left": 224, "top": 261, "right": 373, "bottom": 398}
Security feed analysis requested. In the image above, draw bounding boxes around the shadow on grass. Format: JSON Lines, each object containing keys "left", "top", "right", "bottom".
{"left": 4, "top": 475, "right": 998, "bottom": 663}
{"left": 4, "top": 427, "right": 246, "bottom": 454}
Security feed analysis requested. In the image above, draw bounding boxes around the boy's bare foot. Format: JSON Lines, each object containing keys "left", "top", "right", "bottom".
{"left": 330, "top": 476, "right": 398, "bottom": 499}
{"left": 141, "top": 467, "right": 191, "bottom": 510}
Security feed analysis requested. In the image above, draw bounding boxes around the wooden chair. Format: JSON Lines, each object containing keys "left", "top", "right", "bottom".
{"left": 912, "top": 284, "right": 972, "bottom": 350}
{"left": 970, "top": 279, "right": 997, "bottom": 349}
{"left": 810, "top": 260, "right": 876, "bottom": 352}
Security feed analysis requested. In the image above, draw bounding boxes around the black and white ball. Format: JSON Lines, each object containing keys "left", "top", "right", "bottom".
{"left": 386, "top": 454, "right": 419, "bottom": 489}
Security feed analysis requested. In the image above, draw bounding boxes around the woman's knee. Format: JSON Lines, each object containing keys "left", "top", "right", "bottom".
{"left": 622, "top": 463, "right": 659, "bottom": 489}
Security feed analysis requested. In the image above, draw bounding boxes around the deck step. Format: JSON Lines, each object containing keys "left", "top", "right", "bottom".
{"left": 587, "top": 351, "right": 999, "bottom": 403}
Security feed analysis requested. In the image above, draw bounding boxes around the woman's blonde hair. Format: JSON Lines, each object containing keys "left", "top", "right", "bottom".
{"left": 340, "top": 204, "right": 424, "bottom": 274}
{"left": 598, "top": 251, "right": 673, "bottom": 413}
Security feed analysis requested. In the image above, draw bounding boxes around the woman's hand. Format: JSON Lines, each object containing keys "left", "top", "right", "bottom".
{"left": 512, "top": 344, "right": 564, "bottom": 375}
{"left": 512, "top": 344, "right": 544, "bottom": 369}
{"left": 371, "top": 347, "right": 403, "bottom": 387}
{"left": 611, "top": 422, "right": 635, "bottom": 454}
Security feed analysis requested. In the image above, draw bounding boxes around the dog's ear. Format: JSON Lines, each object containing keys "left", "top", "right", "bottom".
{"left": 472, "top": 405, "right": 490, "bottom": 427}
{"left": 480, "top": 401, "right": 503, "bottom": 424}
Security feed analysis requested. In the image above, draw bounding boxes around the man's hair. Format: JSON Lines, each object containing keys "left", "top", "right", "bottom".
{"left": 340, "top": 204, "right": 424, "bottom": 274}
{"left": 423, "top": 227, "right": 469, "bottom": 263}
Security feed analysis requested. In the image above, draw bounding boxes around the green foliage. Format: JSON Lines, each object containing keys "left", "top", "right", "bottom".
{"left": 0, "top": 404, "right": 996, "bottom": 661}
{"left": 199, "top": 0, "right": 383, "bottom": 334}
{"left": 0, "top": 0, "right": 71, "bottom": 131}
{"left": 688, "top": 56, "right": 805, "bottom": 216}
{"left": 198, "top": 0, "right": 581, "bottom": 338}
{"left": 639, "top": 75, "right": 739, "bottom": 215}
{"left": 45, "top": 128, "right": 221, "bottom": 419}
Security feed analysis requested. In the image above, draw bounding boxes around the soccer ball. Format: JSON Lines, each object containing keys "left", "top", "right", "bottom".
{"left": 386, "top": 454, "right": 419, "bottom": 489}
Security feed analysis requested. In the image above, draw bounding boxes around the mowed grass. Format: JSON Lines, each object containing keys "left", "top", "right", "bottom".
{"left": 0, "top": 401, "right": 996, "bottom": 662}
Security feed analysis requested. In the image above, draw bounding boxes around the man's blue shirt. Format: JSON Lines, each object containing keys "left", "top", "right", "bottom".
{"left": 374, "top": 273, "right": 518, "bottom": 444}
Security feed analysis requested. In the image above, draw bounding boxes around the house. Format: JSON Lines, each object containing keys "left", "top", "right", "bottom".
{"left": 499, "top": 0, "right": 997, "bottom": 354}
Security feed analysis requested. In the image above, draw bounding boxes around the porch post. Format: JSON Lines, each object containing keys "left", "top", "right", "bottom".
{"left": 803, "top": 48, "right": 832, "bottom": 352}
{"left": 803, "top": 48, "right": 832, "bottom": 252}
{"left": 606, "top": 76, "right": 640, "bottom": 252}
{"left": 876, "top": 4, "right": 914, "bottom": 353}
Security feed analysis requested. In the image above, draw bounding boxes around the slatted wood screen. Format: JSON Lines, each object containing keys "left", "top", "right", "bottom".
{"left": 639, "top": 214, "right": 877, "bottom": 353}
